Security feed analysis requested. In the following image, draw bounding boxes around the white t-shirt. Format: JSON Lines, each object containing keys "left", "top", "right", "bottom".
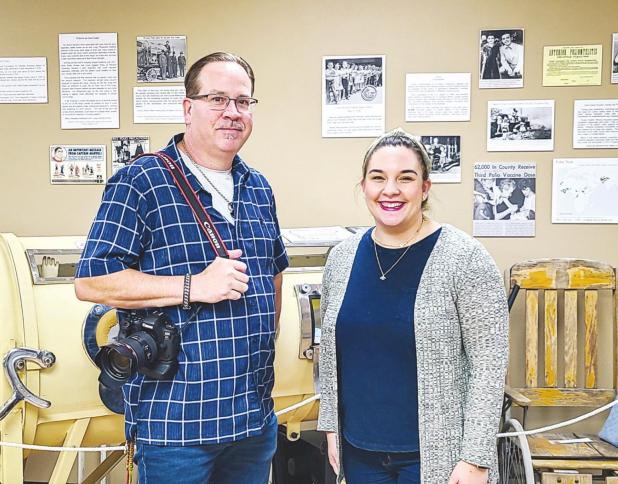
{"left": 181, "top": 151, "right": 235, "bottom": 225}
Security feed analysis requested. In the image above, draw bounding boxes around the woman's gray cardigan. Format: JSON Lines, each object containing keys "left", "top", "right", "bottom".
{"left": 317, "top": 224, "right": 509, "bottom": 483}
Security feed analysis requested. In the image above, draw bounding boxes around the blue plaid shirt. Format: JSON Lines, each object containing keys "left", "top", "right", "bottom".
{"left": 76, "top": 134, "right": 289, "bottom": 445}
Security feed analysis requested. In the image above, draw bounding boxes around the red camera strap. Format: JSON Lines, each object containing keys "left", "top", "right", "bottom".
{"left": 133, "top": 152, "right": 230, "bottom": 259}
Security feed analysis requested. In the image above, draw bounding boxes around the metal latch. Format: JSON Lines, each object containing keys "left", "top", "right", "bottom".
{"left": 0, "top": 347, "right": 56, "bottom": 420}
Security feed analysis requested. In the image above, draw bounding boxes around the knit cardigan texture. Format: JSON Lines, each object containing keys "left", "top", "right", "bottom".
{"left": 317, "top": 224, "right": 509, "bottom": 483}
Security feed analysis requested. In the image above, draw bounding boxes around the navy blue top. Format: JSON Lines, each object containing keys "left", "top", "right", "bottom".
{"left": 336, "top": 227, "right": 441, "bottom": 452}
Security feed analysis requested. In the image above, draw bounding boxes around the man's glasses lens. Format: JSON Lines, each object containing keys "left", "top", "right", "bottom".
{"left": 192, "top": 94, "right": 257, "bottom": 113}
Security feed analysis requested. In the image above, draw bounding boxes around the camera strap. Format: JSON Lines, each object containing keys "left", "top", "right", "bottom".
{"left": 140, "top": 151, "right": 230, "bottom": 259}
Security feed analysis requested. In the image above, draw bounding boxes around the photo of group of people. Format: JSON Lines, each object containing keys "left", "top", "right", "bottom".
{"left": 487, "top": 100, "right": 554, "bottom": 151}
{"left": 324, "top": 56, "right": 383, "bottom": 105}
{"left": 474, "top": 177, "right": 536, "bottom": 221}
{"left": 136, "top": 36, "right": 187, "bottom": 83}
{"left": 111, "top": 136, "right": 149, "bottom": 175}
{"left": 420, "top": 136, "right": 461, "bottom": 183}
{"left": 479, "top": 29, "right": 524, "bottom": 88}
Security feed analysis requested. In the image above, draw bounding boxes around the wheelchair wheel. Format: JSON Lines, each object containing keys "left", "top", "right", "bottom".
{"left": 497, "top": 418, "right": 535, "bottom": 484}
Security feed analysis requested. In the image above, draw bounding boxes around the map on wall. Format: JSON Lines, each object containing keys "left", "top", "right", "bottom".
{"left": 552, "top": 158, "right": 618, "bottom": 223}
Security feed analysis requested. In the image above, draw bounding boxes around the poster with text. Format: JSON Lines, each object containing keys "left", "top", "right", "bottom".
{"left": 573, "top": 99, "right": 618, "bottom": 149}
{"left": 0, "top": 57, "right": 48, "bottom": 103}
{"left": 133, "top": 86, "right": 185, "bottom": 123}
{"left": 552, "top": 158, "right": 618, "bottom": 224}
{"left": 473, "top": 162, "right": 536, "bottom": 237}
{"left": 50, "top": 145, "right": 106, "bottom": 184}
{"left": 59, "top": 33, "right": 119, "bottom": 129}
{"left": 322, "top": 55, "right": 385, "bottom": 137}
{"left": 487, "top": 100, "right": 554, "bottom": 152}
{"left": 406, "top": 73, "right": 470, "bottom": 122}
{"left": 543, "top": 45, "right": 602, "bottom": 86}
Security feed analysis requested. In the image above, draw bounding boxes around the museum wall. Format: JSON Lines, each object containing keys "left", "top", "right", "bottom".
{"left": 1, "top": 0, "right": 618, "bottom": 480}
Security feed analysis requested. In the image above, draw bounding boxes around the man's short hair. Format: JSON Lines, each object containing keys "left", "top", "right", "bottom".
{"left": 184, "top": 52, "right": 255, "bottom": 97}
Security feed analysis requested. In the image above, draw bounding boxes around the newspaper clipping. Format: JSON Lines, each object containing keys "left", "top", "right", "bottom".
{"left": 552, "top": 158, "right": 618, "bottom": 224}
{"left": 111, "top": 136, "right": 150, "bottom": 175}
{"left": 543, "top": 45, "right": 602, "bottom": 86}
{"left": 473, "top": 162, "right": 536, "bottom": 237}
{"left": 420, "top": 136, "right": 461, "bottom": 183}
{"left": 487, "top": 100, "right": 554, "bottom": 152}
{"left": 322, "top": 55, "right": 385, "bottom": 138}
{"left": 50, "top": 145, "right": 106, "bottom": 185}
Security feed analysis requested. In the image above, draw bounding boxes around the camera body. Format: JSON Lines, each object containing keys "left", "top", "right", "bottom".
{"left": 95, "top": 309, "right": 180, "bottom": 392}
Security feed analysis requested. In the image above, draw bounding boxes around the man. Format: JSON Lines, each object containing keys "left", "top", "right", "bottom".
{"left": 499, "top": 32, "right": 523, "bottom": 79}
{"left": 170, "top": 49, "right": 178, "bottom": 78}
{"left": 158, "top": 49, "right": 168, "bottom": 80}
{"left": 178, "top": 51, "right": 186, "bottom": 77}
{"left": 75, "top": 52, "right": 288, "bottom": 484}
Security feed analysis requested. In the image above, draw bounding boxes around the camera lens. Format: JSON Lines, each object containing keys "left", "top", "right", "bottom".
{"left": 95, "top": 332, "right": 158, "bottom": 388}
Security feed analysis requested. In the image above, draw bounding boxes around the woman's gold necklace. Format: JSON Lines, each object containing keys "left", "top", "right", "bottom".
{"left": 373, "top": 217, "right": 424, "bottom": 281}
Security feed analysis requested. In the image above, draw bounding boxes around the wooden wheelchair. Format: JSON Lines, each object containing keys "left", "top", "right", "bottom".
{"left": 498, "top": 259, "right": 618, "bottom": 483}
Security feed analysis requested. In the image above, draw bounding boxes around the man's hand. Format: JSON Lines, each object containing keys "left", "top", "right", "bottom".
{"left": 191, "top": 249, "right": 249, "bottom": 303}
{"left": 448, "top": 460, "right": 488, "bottom": 484}
{"left": 326, "top": 432, "right": 340, "bottom": 475}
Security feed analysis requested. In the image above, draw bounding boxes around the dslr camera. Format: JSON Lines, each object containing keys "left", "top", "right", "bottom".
{"left": 95, "top": 310, "right": 180, "bottom": 409}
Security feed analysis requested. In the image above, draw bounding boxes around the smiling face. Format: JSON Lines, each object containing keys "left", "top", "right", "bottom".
{"left": 361, "top": 145, "right": 431, "bottom": 234}
{"left": 183, "top": 61, "right": 253, "bottom": 168}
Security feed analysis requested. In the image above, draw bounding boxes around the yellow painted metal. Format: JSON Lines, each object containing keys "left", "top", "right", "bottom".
{"left": 0, "top": 233, "right": 325, "bottom": 479}
{"left": 49, "top": 417, "right": 90, "bottom": 484}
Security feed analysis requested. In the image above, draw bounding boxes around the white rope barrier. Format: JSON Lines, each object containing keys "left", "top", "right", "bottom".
{"left": 1, "top": 394, "right": 614, "bottom": 450}
{"left": 0, "top": 394, "right": 322, "bottom": 453}
{"left": 498, "top": 397, "right": 618, "bottom": 438}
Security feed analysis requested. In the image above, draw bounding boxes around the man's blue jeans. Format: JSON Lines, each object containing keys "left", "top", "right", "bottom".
{"left": 135, "top": 416, "right": 277, "bottom": 484}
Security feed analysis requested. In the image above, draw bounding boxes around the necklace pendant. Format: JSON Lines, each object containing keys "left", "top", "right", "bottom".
{"left": 379, "top": 275, "right": 386, "bottom": 281}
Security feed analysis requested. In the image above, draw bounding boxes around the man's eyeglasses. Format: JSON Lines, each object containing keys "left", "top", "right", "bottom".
{"left": 188, "top": 94, "right": 258, "bottom": 113}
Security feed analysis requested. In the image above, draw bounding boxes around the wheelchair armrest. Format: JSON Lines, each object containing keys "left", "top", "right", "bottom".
{"left": 505, "top": 385, "right": 531, "bottom": 407}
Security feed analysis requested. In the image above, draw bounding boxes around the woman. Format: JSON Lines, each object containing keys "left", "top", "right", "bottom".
{"left": 317, "top": 128, "right": 509, "bottom": 484}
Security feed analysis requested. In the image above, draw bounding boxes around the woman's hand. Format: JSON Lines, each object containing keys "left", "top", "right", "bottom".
{"left": 448, "top": 460, "right": 488, "bottom": 484}
{"left": 326, "top": 432, "right": 340, "bottom": 475}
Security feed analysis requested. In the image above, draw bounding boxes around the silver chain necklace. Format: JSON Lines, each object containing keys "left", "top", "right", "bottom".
{"left": 183, "top": 145, "right": 234, "bottom": 214}
{"left": 373, "top": 218, "right": 424, "bottom": 281}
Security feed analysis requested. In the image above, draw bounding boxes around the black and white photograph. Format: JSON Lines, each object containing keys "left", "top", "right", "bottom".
{"left": 612, "top": 34, "right": 618, "bottom": 84}
{"left": 324, "top": 56, "right": 383, "bottom": 106}
{"left": 137, "top": 35, "right": 187, "bottom": 83}
{"left": 111, "top": 136, "right": 149, "bottom": 175}
{"left": 420, "top": 136, "right": 461, "bottom": 183}
{"left": 473, "top": 162, "right": 536, "bottom": 237}
{"left": 50, "top": 144, "right": 106, "bottom": 185}
{"left": 479, "top": 28, "right": 524, "bottom": 89}
{"left": 322, "top": 55, "right": 385, "bottom": 138}
{"left": 487, "top": 100, "right": 554, "bottom": 151}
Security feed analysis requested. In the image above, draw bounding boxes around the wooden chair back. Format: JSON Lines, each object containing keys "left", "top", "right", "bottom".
{"left": 509, "top": 259, "right": 617, "bottom": 407}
